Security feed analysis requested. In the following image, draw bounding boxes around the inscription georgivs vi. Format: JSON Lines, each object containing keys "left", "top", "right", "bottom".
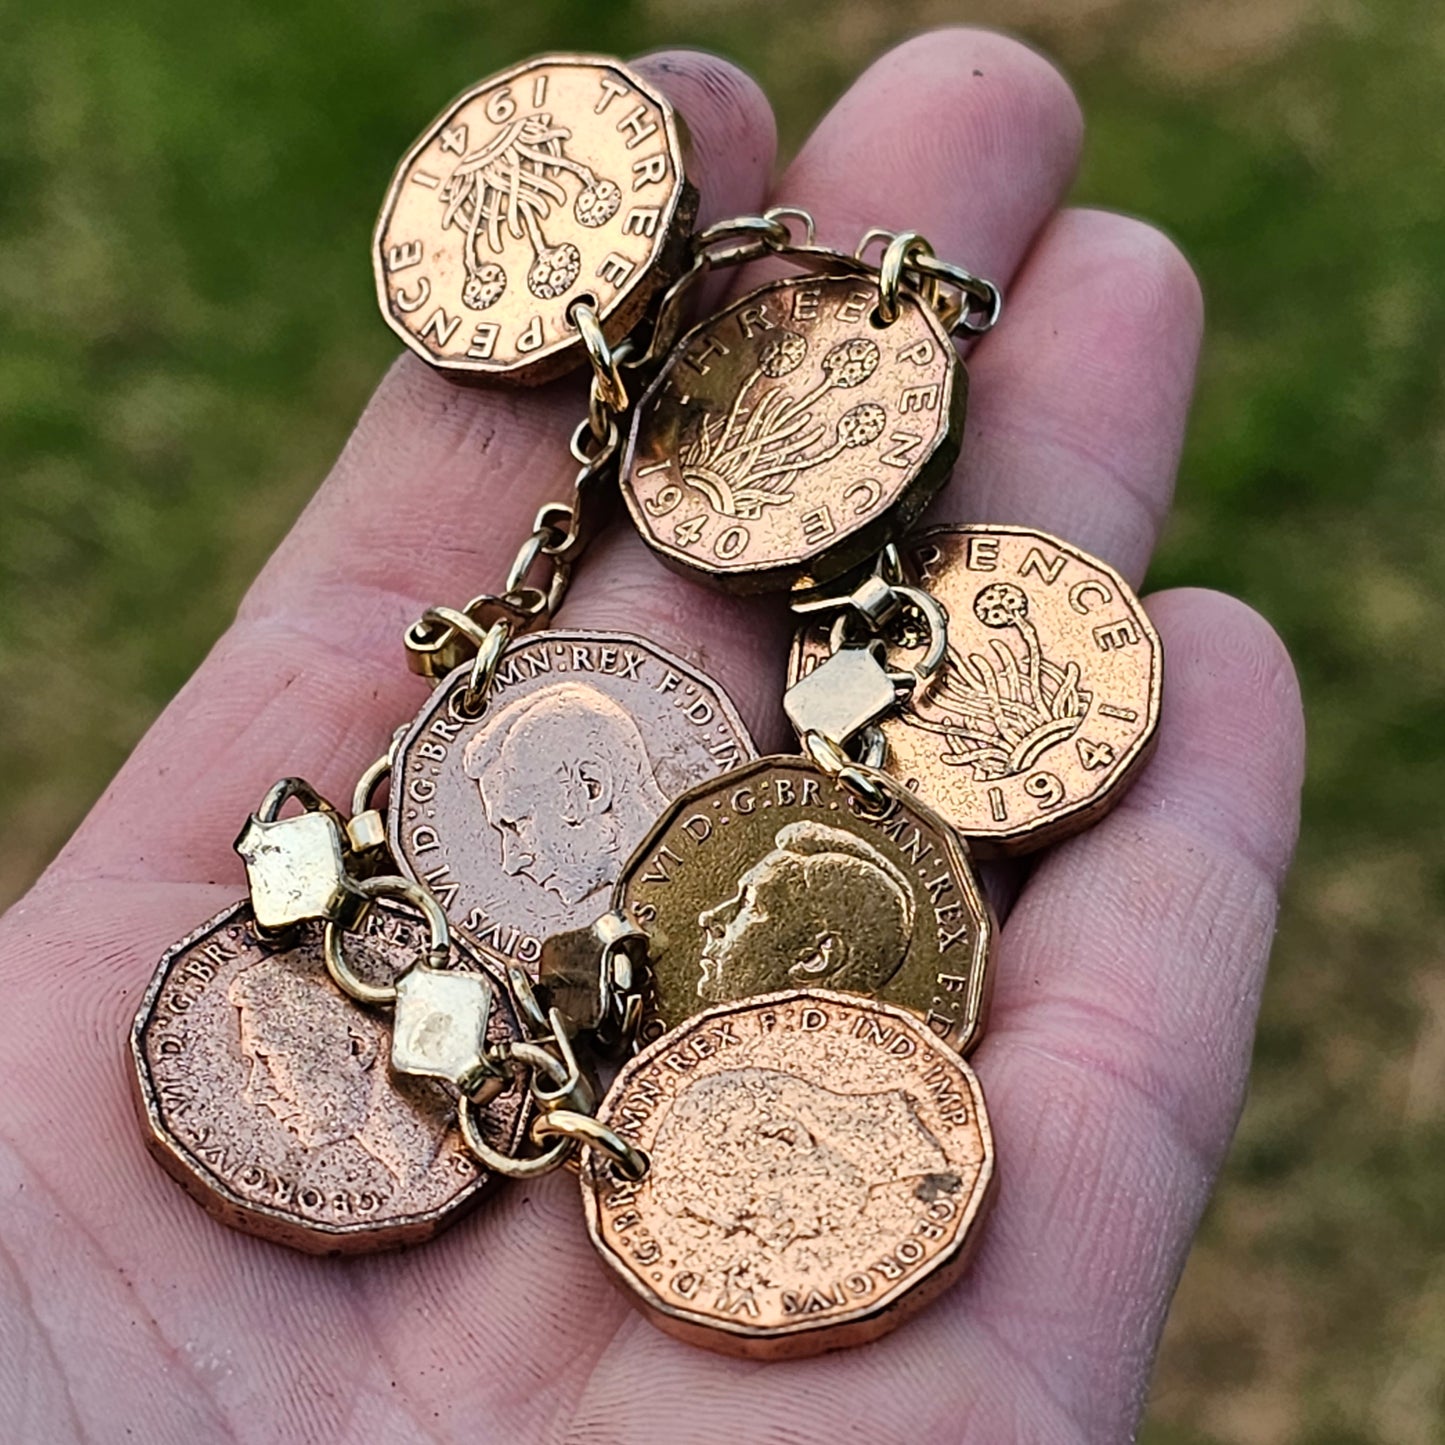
{"left": 390, "top": 632, "right": 755, "bottom": 975}
{"left": 617, "top": 757, "right": 993, "bottom": 1053}
{"left": 130, "top": 900, "right": 530, "bottom": 1252}
{"left": 622, "top": 274, "right": 966, "bottom": 592}
{"left": 790, "top": 526, "right": 1163, "bottom": 855}
{"left": 375, "top": 55, "right": 692, "bottom": 380}
{"left": 582, "top": 990, "right": 995, "bottom": 1358}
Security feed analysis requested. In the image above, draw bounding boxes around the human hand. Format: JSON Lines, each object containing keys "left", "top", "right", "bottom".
{"left": 0, "top": 31, "right": 1303, "bottom": 1442}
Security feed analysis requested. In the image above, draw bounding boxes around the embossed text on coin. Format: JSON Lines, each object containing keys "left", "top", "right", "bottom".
{"left": 131, "top": 900, "right": 529, "bottom": 1252}
{"left": 791, "top": 525, "right": 1162, "bottom": 853}
{"left": 622, "top": 274, "right": 965, "bottom": 591}
{"left": 619, "top": 756, "right": 992, "bottom": 1051}
{"left": 390, "top": 632, "right": 755, "bottom": 975}
{"left": 375, "top": 55, "right": 692, "bottom": 381}
{"left": 582, "top": 989, "right": 995, "bottom": 1357}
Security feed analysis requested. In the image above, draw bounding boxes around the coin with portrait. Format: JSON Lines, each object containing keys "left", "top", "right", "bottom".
{"left": 582, "top": 989, "right": 995, "bottom": 1357}
{"left": 390, "top": 632, "right": 754, "bottom": 976}
{"left": 618, "top": 756, "right": 993, "bottom": 1052}
{"left": 130, "top": 900, "right": 529, "bottom": 1252}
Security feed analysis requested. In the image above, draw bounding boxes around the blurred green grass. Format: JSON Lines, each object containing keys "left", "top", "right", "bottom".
{"left": 2, "top": 0, "right": 1442, "bottom": 1438}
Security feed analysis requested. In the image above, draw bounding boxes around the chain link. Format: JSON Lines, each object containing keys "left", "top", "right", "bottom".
{"left": 802, "top": 729, "right": 896, "bottom": 817}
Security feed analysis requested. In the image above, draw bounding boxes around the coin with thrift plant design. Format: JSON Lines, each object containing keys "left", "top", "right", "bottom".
{"left": 622, "top": 273, "right": 965, "bottom": 592}
{"left": 374, "top": 55, "right": 694, "bottom": 383}
{"left": 791, "top": 525, "right": 1162, "bottom": 854}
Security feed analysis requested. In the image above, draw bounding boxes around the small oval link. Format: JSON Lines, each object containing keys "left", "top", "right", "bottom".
{"left": 840, "top": 766, "right": 894, "bottom": 815}
{"left": 570, "top": 415, "right": 620, "bottom": 469}
{"left": 532, "top": 1110, "right": 650, "bottom": 1182}
{"left": 910, "top": 250, "right": 1004, "bottom": 335}
{"left": 504, "top": 587, "right": 551, "bottom": 623}
{"left": 568, "top": 299, "right": 629, "bottom": 414}
{"left": 323, "top": 874, "right": 450, "bottom": 1006}
{"left": 504, "top": 529, "right": 550, "bottom": 597}
{"left": 533, "top": 502, "right": 577, "bottom": 554}
{"left": 802, "top": 730, "right": 896, "bottom": 817}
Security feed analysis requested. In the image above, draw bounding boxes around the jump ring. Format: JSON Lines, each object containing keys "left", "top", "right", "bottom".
{"left": 323, "top": 874, "right": 450, "bottom": 1006}
{"left": 877, "top": 231, "right": 930, "bottom": 325}
{"left": 457, "top": 1042, "right": 575, "bottom": 1178}
{"left": 569, "top": 300, "right": 628, "bottom": 417}
{"left": 459, "top": 1097, "right": 572, "bottom": 1179}
{"left": 462, "top": 618, "right": 513, "bottom": 714}
{"left": 532, "top": 1110, "right": 650, "bottom": 1182}
{"left": 413, "top": 605, "right": 490, "bottom": 654}
{"left": 570, "top": 415, "right": 620, "bottom": 468}
{"left": 891, "top": 585, "right": 950, "bottom": 683}
{"left": 762, "top": 205, "right": 817, "bottom": 248}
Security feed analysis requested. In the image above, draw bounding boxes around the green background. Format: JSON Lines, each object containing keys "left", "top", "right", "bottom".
{"left": 2, "top": 1, "right": 1441, "bottom": 1438}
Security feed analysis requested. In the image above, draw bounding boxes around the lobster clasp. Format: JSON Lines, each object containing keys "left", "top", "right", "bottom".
{"left": 785, "top": 550, "right": 951, "bottom": 749}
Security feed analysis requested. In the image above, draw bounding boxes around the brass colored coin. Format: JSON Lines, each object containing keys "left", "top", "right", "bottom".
{"left": 130, "top": 900, "right": 529, "bottom": 1253}
{"left": 582, "top": 988, "right": 995, "bottom": 1358}
{"left": 390, "top": 631, "right": 755, "bottom": 976}
{"left": 621, "top": 274, "right": 966, "bottom": 592}
{"left": 618, "top": 756, "right": 993, "bottom": 1052}
{"left": 791, "top": 526, "right": 1163, "bottom": 856}
{"left": 374, "top": 55, "right": 695, "bottom": 383}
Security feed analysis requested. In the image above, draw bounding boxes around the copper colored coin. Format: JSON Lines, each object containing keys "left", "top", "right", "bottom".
{"left": 791, "top": 525, "right": 1163, "bottom": 856}
{"left": 582, "top": 988, "right": 995, "bottom": 1358}
{"left": 374, "top": 54, "right": 694, "bottom": 383}
{"left": 389, "top": 631, "right": 755, "bottom": 975}
{"left": 619, "top": 756, "right": 993, "bottom": 1053}
{"left": 130, "top": 899, "right": 529, "bottom": 1253}
{"left": 621, "top": 274, "right": 965, "bottom": 592}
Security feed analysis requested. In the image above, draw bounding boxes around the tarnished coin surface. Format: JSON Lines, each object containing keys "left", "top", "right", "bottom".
{"left": 582, "top": 989, "right": 995, "bottom": 1358}
{"left": 791, "top": 526, "right": 1162, "bottom": 855}
{"left": 131, "top": 900, "right": 529, "bottom": 1253}
{"left": 390, "top": 632, "right": 755, "bottom": 975}
{"left": 619, "top": 756, "right": 992, "bottom": 1052}
{"left": 375, "top": 55, "right": 693, "bottom": 382}
{"left": 622, "top": 274, "right": 965, "bottom": 592}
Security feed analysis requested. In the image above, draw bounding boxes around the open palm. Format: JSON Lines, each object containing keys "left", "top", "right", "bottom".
{"left": 0, "top": 33, "right": 1303, "bottom": 1443}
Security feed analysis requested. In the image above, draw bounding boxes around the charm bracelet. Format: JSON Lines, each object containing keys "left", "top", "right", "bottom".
{"left": 129, "top": 54, "right": 1162, "bottom": 1358}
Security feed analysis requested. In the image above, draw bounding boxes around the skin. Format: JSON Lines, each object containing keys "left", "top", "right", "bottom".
{"left": 0, "top": 34, "right": 1304, "bottom": 1443}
